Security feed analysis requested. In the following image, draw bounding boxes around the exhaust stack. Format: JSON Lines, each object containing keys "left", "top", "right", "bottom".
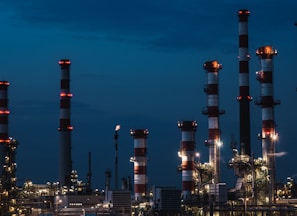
{"left": 177, "top": 120, "right": 197, "bottom": 201}
{"left": 58, "top": 59, "right": 73, "bottom": 187}
{"left": 238, "top": 9, "right": 252, "bottom": 156}
{"left": 256, "top": 46, "right": 279, "bottom": 203}
{"left": 130, "top": 129, "right": 149, "bottom": 201}
{"left": 202, "top": 60, "right": 224, "bottom": 184}
{"left": 0, "top": 81, "right": 10, "bottom": 171}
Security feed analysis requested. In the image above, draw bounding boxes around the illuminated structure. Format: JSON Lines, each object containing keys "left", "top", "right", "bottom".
{"left": 228, "top": 9, "right": 254, "bottom": 202}
{"left": 0, "top": 81, "right": 10, "bottom": 171}
{"left": 202, "top": 61, "right": 224, "bottom": 184}
{"left": 58, "top": 59, "right": 73, "bottom": 187}
{"left": 256, "top": 46, "right": 279, "bottom": 204}
{"left": 237, "top": 9, "right": 252, "bottom": 156}
{"left": 130, "top": 129, "right": 149, "bottom": 201}
{"left": 177, "top": 121, "right": 197, "bottom": 201}
{"left": 114, "top": 125, "right": 120, "bottom": 190}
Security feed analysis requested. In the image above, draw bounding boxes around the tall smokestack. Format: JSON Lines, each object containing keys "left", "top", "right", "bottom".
{"left": 202, "top": 60, "right": 224, "bottom": 184}
{"left": 238, "top": 9, "right": 252, "bottom": 156}
{"left": 256, "top": 46, "right": 279, "bottom": 204}
{"left": 58, "top": 59, "right": 73, "bottom": 187}
{"left": 130, "top": 129, "right": 149, "bottom": 201}
{"left": 177, "top": 120, "right": 197, "bottom": 201}
{"left": 0, "top": 81, "right": 10, "bottom": 171}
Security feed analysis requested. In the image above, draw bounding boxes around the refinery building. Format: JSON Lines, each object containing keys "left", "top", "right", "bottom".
{"left": 0, "top": 8, "right": 297, "bottom": 216}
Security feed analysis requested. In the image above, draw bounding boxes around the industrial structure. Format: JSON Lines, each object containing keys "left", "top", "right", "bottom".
{"left": 202, "top": 60, "right": 224, "bottom": 184}
{"left": 0, "top": 7, "right": 297, "bottom": 216}
{"left": 130, "top": 129, "right": 149, "bottom": 201}
{"left": 237, "top": 9, "right": 252, "bottom": 157}
{"left": 255, "top": 45, "right": 280, "bottom": 204}
{"left": 0, "top": 81, "right": 10, "bottom": 170}
{"left": 228, "top": 9, "right": 255, "bottom": 205}
{"left": 58, "top": 59, "right": 73, "bottom": 187}
{"left": 177, "top": 120, "right": 197, "bottom": 201}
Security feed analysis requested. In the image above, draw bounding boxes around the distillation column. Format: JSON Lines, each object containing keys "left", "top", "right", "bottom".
{"left": 202, "top": 61, "right": 224, "bottom": 184}
{"left": 0, "top": 81, "right": 10, "bottom": 171}
{"left": 130, "top": 129, "right": 149, "bottom": 201}
{"left": 238, "top": 9, "right": 252, "bottom": 156}
{"left": 177, "top": 121, "right": 197, "bottom": 201}
{"left": 256, "top": 46, "right": 279, "bottom": 203}
{"left": 58, "top": 59, "right": 73, "bottom": 187}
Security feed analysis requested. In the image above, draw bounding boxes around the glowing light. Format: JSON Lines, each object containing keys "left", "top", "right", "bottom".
{"left": 0, "top": 139, "right": 10, "bottom": 143}
{"left": 115, "top": 125, "right": 120, "bottom": 131}
{"left": 60, "top": 93, "right": 73, "bottom": 97}
{"left": 0, "top": 81, "right": 9, "bottom": 86}
{"left": 271, "top": 133, "right": 278, "bottom": 141}
{"left": 59, "top": 60, "right": 71, "bottom": 65}
{"left": 0, "top": 110, "right": 10, "bottom": 115}
{"left": 256, "top": 46, "right": 277, "bottom": 56}
{"left": 67, "top": 126, "right": 73, "bottom": 130}
{"left": 216, "top": 140, "right": 223, "bottom": 147}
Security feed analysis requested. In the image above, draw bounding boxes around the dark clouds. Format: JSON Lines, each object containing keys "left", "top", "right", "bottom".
{"left": 0, "top": 0, "right": 297, "bottom": 188}
{"left": 2, "top": 0, "right": 297, "bottom": 53}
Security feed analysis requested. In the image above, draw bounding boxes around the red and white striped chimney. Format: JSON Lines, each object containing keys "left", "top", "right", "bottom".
{"left": 256, "top": 46, "right": 279, "bottom": 203}
{"left": 130, "top": 129, "right": 149, "bottom": 201}
{"left": 238, "top": 9, "right": 252, "bottom": 156}
{"left": 58, "top": 59, "right": 73, "bottom": 187}
{"left": 0, "top": 81, "right": 10, "bottom": 170}
{"left": 177, "top": 120, "right": 197, "bottom": 201}
{"left": 202, "top": 60, "right": 224, "bottom": 184}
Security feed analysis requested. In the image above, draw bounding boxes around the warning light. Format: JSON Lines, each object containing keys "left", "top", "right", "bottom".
{"left": 60, "top": 93, "right": 73, "bottom": 97}
{"left": 0, "top": 110, "right": 10, "bottom": 115}
{"left": 59, "top": 60, "right": 71, "bottom": 65}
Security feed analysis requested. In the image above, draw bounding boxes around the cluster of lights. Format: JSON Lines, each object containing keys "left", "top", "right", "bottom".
{"left": 203, "top": 60, "right": 222, "bottom": 71}
{"left": 238, "top": 10, "right": 250, "bottom": 15}
{"left": 58, "top": 60, "right": 71, "bottom": 65}
{"left": 256, "top": 46, "right": 278, "bottom": 56}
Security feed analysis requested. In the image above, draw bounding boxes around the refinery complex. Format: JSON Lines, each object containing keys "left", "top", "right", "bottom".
{"left": 0, "top": 9, "right": 297, "bottom": 216}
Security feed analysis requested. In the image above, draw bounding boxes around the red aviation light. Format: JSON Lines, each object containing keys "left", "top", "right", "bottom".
{"left": 58, "top": 60, "right": 71, "bottom": 65}
{"left": 0, "top": 81, "right": 9, "bottom": 86}
{"left": 0, "top": 139, "right": 10, "bottom": 143}
{"left": 0, "top": 110, "right": 10, "bottom": 115}
{"left": 67, "top": 126, "right": 73, "bottom": 130}
{"left": 238, "top": 9, "right": 250, "bottom": 15}
{"left": 60, "top": 93, "right": 73, "bottom": 97}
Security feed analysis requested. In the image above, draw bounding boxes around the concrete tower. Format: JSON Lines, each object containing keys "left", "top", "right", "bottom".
{"left": 0, "top": 81, "right": 10, "bottom": 171}
{"left": 177, "top": 120, "right": 197, "bottom": 201}
{"left": 130, "top": 129, "right": 149, "bottom": 201}
{"left": 202, "top": 60, "right": 224, "bottom": 184}
{"left": 256, "top": 46, "right": 279, "bottom": 204}
{"left": 58, "top": 59, "right": 73, "bottom": 187}
{"left": 238, "top": 9, "right": 252, "bottom": 156}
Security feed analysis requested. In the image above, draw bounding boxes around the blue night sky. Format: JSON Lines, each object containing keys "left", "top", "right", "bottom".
{"left": 0, "top": 0, "right": 297, "bottom": 190}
